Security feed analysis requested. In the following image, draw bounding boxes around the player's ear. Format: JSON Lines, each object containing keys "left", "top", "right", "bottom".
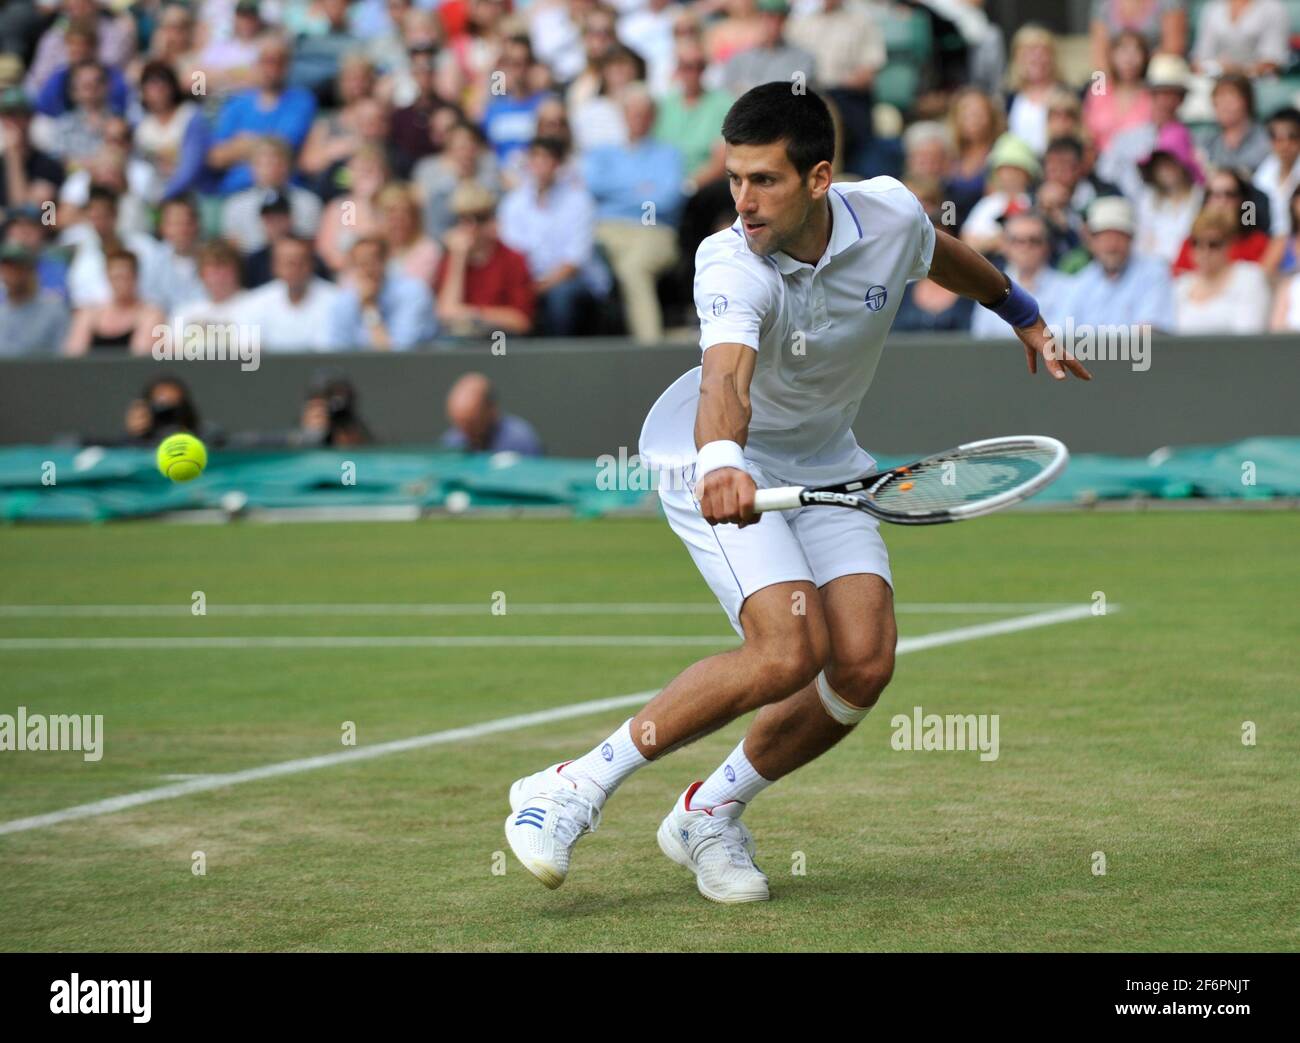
{"left": 807, "top": 159, "right": 833, "bottom": 199}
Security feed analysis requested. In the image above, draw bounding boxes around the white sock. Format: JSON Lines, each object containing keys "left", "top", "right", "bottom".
{"left": 692, "top": 739, "right": 772, "bottom": 810}
{"left": 563, "top": 718, "right": 647, "bottom": 797}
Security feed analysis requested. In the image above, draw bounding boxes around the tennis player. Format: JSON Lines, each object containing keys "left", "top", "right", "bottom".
{"left": 505, "top": 83, "right": 1089, "bottom": 903}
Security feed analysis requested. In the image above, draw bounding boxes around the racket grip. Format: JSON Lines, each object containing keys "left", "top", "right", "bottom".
{"left": 753, "top": 486, "right": 804, "bottom": 512}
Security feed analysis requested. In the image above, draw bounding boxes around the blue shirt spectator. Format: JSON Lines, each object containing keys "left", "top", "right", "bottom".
{"left": 327, "top": 238, "right": 437, "bottom": 350}
{"left": 35, "top": 64, "right": 129, "bottom": 117}
{"left": 481, "top": 92, "right": 548, "bottom": 162}
{"left": 583, "top": 137, "right": 686, "bottom": 227}
{"left": 1062, "top": 196, "right": 1175, "bottom": 330}
{"left": 441, "top": 413, "right": 544, "bottom": 456}
{"left": 209, "top": 38, "right": 317, "bottom": 194}
{"left": 441, "top": 372, "right": 544, "bottom": 456}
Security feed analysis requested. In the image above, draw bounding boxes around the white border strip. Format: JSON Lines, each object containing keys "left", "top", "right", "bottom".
{"left": 0, "top": 604, "right": 1101, "bottom": 836}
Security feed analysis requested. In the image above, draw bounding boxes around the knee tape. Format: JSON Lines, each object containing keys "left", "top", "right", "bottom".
{"left": 817, "top": 670, "right": 873, "bottom": 726}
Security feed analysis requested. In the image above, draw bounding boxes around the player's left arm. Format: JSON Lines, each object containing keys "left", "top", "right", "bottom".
{"left": 927, "top": 227, "right": 1091, "bottom": 381}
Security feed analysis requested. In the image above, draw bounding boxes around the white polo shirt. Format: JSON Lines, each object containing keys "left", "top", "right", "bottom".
{"left": 640, "top": 177, "right": 935, "bottom": 484}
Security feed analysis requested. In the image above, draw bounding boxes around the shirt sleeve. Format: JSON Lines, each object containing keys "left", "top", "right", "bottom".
{"left": 694, "top": 244, "right": 771, "bottom": 352}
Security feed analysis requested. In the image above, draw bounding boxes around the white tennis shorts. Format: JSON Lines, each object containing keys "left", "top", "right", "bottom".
{"left": 659, "top": 459, "right": 892, "bottom": 637}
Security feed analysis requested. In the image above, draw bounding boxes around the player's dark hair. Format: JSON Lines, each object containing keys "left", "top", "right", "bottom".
{"left": 721, "top": 82, "right": 834, "bottom": 178}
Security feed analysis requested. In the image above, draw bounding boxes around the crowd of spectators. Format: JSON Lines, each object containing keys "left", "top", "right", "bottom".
{"left": 2, "top": 0, "right": 1300, "bottom": 365}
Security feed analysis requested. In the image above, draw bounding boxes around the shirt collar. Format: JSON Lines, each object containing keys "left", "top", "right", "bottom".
{"left": 761, "top": 187, "right": 863, "bottom": 276}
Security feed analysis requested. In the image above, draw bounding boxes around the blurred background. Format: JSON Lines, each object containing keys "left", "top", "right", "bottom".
{"left": 0, "top": 0, "right": 1297, "bottom": 518}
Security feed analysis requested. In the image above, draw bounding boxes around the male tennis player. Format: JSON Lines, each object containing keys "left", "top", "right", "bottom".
{"left": 505, "top": 83, "right": 1089, "bottom": 902}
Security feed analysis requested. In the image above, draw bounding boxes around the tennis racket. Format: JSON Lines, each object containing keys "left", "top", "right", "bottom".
{"left": 751, "top": 436, "right": 1069, "bottom": 525}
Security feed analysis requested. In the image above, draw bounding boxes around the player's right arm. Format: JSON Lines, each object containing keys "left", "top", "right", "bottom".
{"left": 694, "top": 341, "right": 759, "bottom": 527}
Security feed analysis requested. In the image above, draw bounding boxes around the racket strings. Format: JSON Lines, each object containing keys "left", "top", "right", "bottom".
{"left": 869, "top": 448, "right": 1058, "bottom": 513}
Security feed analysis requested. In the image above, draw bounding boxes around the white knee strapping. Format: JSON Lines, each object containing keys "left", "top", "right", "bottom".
{"left": 816, "top": 670, "right": 873, "bottom": 725}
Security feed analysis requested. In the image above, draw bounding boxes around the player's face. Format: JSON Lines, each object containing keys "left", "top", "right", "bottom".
{"left": 725, "top": 141, "right": 821, "bottom": 257}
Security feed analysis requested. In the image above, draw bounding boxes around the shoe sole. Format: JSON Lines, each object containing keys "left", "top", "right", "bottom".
{"left": 656, "top": 815, "right": 770, "bottom": 904}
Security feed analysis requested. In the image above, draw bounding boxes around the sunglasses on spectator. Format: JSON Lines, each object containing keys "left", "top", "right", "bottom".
{"left": 458, "top": 211, "right": 494, "bottom": 224}
{"left": 1191, "top": 238, "right": 1227, "bottom": 249}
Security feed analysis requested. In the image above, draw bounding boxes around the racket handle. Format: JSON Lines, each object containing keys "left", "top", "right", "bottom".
{"left": 753, "top": 486, "right": 804, "bottom": 512}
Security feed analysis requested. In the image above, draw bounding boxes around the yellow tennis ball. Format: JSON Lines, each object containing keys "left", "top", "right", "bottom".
{"left": 156, "top": 433, "right": 207, "bottom": 482}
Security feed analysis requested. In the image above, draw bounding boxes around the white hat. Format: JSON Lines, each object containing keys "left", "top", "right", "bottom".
{"left": 1087, "top": 195, "right": 1135, "bottom": 235}
{"left": 1147, "top": 54, "right": 1191, "bottom": 93}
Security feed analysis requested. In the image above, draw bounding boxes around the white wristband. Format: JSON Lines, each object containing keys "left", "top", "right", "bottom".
{"left": 695, "top": 439, "right": 746, "bottom": 480}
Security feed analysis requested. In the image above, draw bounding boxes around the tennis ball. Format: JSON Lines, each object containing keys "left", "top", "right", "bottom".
{"left": 156, "top": 433, "right": 207, "bottom": 482}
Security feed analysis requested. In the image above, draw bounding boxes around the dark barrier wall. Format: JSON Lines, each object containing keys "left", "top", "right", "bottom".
{"left": 2, "top": 334, "right": 1298, "bottom": 456}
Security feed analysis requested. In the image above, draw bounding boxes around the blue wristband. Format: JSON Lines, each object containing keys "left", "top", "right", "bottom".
{"left": 984, "top": 278, "right": 1040, "bottom": 329}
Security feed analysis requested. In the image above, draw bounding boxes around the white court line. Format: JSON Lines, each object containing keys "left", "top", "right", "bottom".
{"left": 0, "top": 605, "right": 1103, "bottom": 837}
{"left": 0, "top": 601, "right": 1075, "bottom": 618}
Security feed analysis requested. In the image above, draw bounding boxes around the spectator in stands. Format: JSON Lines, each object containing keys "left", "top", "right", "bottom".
{"left": 236, "top": 236, "right": 340, "bottom": 350}
{"left": 1174, "top": 208, "right": 1270, "bottom": 332}
{"left": 191, "top": 0, "right": 264, "bottom": 98}
{"left": 242, "top": 189, "right": 334, "bottom": 288}
{"left": 1045, "top": 87, "right": 1086, "bottom": 146}
{"left": 45, "top": 59, "right": 114, "bottom": 167}
{"left": 499, "top": 136, "right": 600, "bottom": 336}
{"left": 441, "top": 371, "right": 544, "bottom": 455}
{"left": 64, "top": 248, "right": 165, "bottom": 355}
{"left": 971, "top": 210, "right": 1074, "bottom": 338}
{"left": 122, "top": 375, "right": 207, "bottom": 446}
{"left": 173, "top": 240, "right": 250, "bottom": 332}
{"left": 1198, "top": 74, "right": 1271, "bottom": 175}
{"left": 1040, "top": 135, "right": 1123, "bottom": 220}
{"left": 620, "top": 0, "right": 683, "bottom": 98}
{"left": 481, "top": 36, "right": 550, "bottom": 162}
{"left": 786, "top": 0, "right": 884, "bottom": 176}
{"left": 0, "top": 88, "right": 64, "bottom": 209}
{"left": 572, "top": 44, "right": 645, "bottom": 153}
{"left": 290, "top": 0, "right": 357, "bottom": 100}
{"left": 316, "top": 144, "right": 390, "bottom": 272}
{"left": 327, "top": 236, "right": 436, "bottom": 350}
{"left": 33, "top": 20, "right": 129, "bottom": 117}
{"left": 1191, "top": 0, "right": 1290, "bottom": 78}
{"left": 0, "top": 243, "right": 68, "bottom": 357}
{"left": 3, "top": 204, "right": 69, "bottom": 299}
{"left": 1255, "top": 108, "right": 1300, "bottom": 238}
{"left": 375, "top": 181, "right": 442, "bottom": 286}
{"left": 1175, "top": 168, "right": 1270, "bottom": 273}
{"left": 129, "top": 2, "right": 199, "bottom": 88}
{"left": 297, "top": 54, "right": 382, "bottom": 186}
{"left": 296, "top": 371, "right": 373, "bottom": 446}
{"left": 435, "top": 180, "right": 536, "bottom": 337}
{"left": 134, "top": 60, "right": 211, "bottom": 203}
{"left": 500, "top": 95, "right": 576, "bottom": 189}
{"left": 961, "top": 133, "right": 1039, "bottom": 255}
{"left": 1089, "top": 0, "right": 1188, "bottom": 73}
{"left": 61, "top": 185, "right": 162, "bottom": 307}
{"left": 1083, "top": 30, "right": 1152, "bottom": 156}
{"left": 1262, "top": 183, "right": 1300, "bottom": 274}
{"left": 895, "top": 279, "right": 975, "bottom": 334}
{"left": 146, "top": 196, "right": 206, "bottom": 314}
{"left": 414, "top": 120, "right": 501, "bottom": 240}
{"left": 655, "top": 41, "right": 730, "bottom": 190}
{"left": 1096, "top": 52, "right": 1196, "bottom": 201}
{"left": 722, "top": 0, "right": 816, "bottom": 98}
{"left": 222, "top": 137, "right": 323, "bottom": 254}
{"left": 706, "top": 0, "right": 768, "bottom": 72}
{"left": 1269, "top": 251, "right": 1300, "bottom": 330}
{"left": 1134, "top": 122, "right": 1204, "bottom": 263}
{"left": 564, "top": 3, "right": 621, "bottom": 109}
{"left": 208, "top": 35, "right": 318, "bottom": 195}
{"left": 1004, "top": 24, "right": 1065, "bottom": 156}
{"left": 947, "top": 87, "right": 1005, "bottom": 228}
{"left": 1062, "top": 195, "right": 1175, "bottom": 330}
{"left": 583, "top": 85, "right": 684, "bottom": 342}
{"left": 389, "top": 42, "right": 453, "bottom": 177}
{"left": 903, "top": 121, "right": 957, "bottom": 217}
{"left": 25, "top": 0, "right": 135, "bottom": 97}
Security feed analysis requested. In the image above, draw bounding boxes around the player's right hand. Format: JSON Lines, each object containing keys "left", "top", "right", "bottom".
{"left": 696, "top": 467, "right": 759, "bottom": 527}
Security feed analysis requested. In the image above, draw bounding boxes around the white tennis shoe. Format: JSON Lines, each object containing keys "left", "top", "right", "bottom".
{"left": 657, "top": 783, "right": 770, "bottom": 903}
{"left": 505, "top": 762, "right": 605, "bottom": 890}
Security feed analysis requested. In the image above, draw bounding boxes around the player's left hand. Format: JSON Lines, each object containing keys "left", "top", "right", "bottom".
{"left": 1016, "top": 318, "right": 1091, "bottom": 381}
